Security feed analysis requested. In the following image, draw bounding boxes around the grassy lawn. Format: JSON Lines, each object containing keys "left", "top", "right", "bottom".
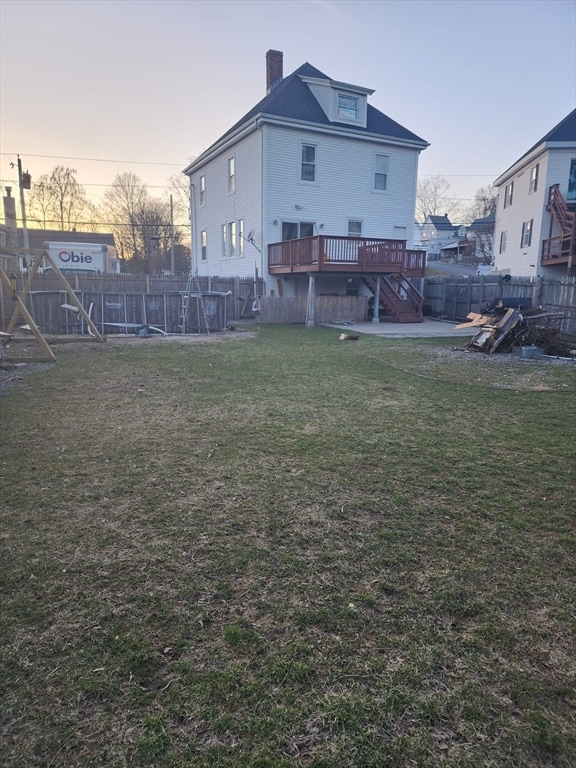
{"left": 1, "top": 325, "right": 575, "bottom": 767}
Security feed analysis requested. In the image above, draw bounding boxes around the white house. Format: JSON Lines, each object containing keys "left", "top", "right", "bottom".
{"left": 493, "top": 109, "right": 576, "bottom": 278}
{"left": 183, "top": 51, "right": 429, "bottom": 319}
{"left": 419, "top": 215, "right": 463, "bottom": 261}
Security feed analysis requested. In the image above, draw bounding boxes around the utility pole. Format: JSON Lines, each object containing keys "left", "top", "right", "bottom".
{"left": 17, "top": 156, "right": 31, "bottom": 258}
{"left": 170, "top": 194, "right": 175, "bottom": 274}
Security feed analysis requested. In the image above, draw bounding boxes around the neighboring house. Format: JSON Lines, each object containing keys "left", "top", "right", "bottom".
{"left": 493, "top": 109, "right": 576, "bottom": 277}
{"left": 466, "top": 211, "right": 495, "bottom": 265}
{"left": 183, "top": 50, "right": 430, "bottom": 321}
{"left": 419, "top": 215, "right": 465, "bottom": 261}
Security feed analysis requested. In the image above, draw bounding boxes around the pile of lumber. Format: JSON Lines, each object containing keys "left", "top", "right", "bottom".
{"left": 455, "top": 301, "right": 569, "bottom": 355}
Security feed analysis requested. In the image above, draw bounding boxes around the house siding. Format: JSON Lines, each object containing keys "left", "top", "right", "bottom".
{"left": 494, "top": 147, "right": 575, "bottom": 277}
{"left": 264, "top": 124, "right": 420, "bottom": 245}
{"left": 191, "top": 129, "right": 264, "bottom": 279}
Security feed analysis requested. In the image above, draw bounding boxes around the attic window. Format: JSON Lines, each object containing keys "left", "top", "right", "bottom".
{"left": 338, "top": 94, "right": 358, "bottom": 120}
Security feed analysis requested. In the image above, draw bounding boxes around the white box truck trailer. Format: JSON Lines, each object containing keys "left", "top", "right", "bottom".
{"left": 43, "top": 242, "right": 121, "bottom": 274}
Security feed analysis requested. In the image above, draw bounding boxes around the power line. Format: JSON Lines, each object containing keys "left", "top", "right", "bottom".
{"left": 0, "top": 151, "right": 184, "bottom": 166}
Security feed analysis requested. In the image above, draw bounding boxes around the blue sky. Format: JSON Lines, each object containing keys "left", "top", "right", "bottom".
{"left": 1, "top": 0, "right": 575, "bottom": 214}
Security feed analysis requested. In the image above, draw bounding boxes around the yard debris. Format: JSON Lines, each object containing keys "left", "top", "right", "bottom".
{"left": 455, "top": 300, "right": 572, "bottom": 356}
{"left": 339, "top": 333, "right": 360, "bottom": 341}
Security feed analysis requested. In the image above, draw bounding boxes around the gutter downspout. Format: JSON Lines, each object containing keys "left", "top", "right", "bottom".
{"left": 258, "top": 120, "right": 265, "bottom": 295}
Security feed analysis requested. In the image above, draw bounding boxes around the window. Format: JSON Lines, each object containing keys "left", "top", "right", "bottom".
{"left": 374, "top": 154, "right": 389, "bottom": 191}
{"left": 282, "top": 222, "right": 299, "bottom": 241}
{"left": 228, "top": 157, "right": 235, "bottom": 194}
{"left": 301, "top": 144, "right": 316, "bottom": 182}
{"left": 521, "top": 219, "right": 533, "bottom": 248}
{"left": 504, "top": 181, "right": 513, "bottom": 208}
{"left": 499, "top": 230, "right": 507, "bottom": 254}
{"left": 199, "top": 175, "right": 206, "bottom": 207}
{"left": 348, "top": 220, "right": 362, "bottom": 236}
{"left": 221, "top": 224, "right": 227, "bottom": 258}
{"left": 238, "top": 219, "right": 244, "bottom": 255}
{"left": 338, "top": 94, "right": 358, "bottom": 120}
{"left": 281, "top": 222, "right": 315, "bottom": 240}
{"left": 529, "top": 164, "right": 539, "bottom": 194}
{"left": 228, "top": 221, "right": 236, "bottom": 257}
{"left": 201, "top": 229, "right": 207, "bottom": 261}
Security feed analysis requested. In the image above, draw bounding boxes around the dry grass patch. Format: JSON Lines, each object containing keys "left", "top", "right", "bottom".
{"left": 1, "top": 326, "right": 575, "bottom": 767}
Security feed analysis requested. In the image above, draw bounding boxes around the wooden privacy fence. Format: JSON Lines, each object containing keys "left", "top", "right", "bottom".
{"left": 1, "top": 274, "right": 263, "bottom": 331}
{"left": 23, "top": 291, "right": 234, "bottom": 335}
{"left": 258, "top": 296, "right": 367, "bottom": 324}
{"left": 424, "top": 276, "right": 576, "bottom": 336}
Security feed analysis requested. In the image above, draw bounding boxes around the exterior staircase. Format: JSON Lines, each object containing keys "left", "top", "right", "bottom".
{"left": 542, "top": 184, "right": 575, "bottom": 266}
{"left": 363, "top": 275, "right": 424, "bottom": 322}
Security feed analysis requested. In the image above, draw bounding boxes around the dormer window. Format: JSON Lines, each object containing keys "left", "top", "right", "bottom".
{"left": 338, "top": 94, "right": 358, "bottom": 120}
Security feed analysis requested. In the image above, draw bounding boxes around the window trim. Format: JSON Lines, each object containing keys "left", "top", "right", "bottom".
{"left": 199, "top": 175, "right": 206, "bottom": 207}
{"left": 348, "top": 220, "right": 363, "bottom": 237}
{"left": 228, "top": 221, "right": 236, "bottom": 258}
{"left": 221, "top": 224, "right": 227, "bottom": 258}
{"left": 499, "top": 230, "right": 507, "bottom": 254}
{"left": 503, "top": 181, "right": 513, "bottom": 208}
{"left": 201, "top": 229, "right": 207, "bottom": 261}
{"left": 373, "top": 153, "right": 389, "bottom": 192}
{"left": 337, "top": 93, "right": 359, "bottom": 121}
{"left": 529, "top": 164, "right": 539, "bottom": 194}
{"left": 228, "top": 157, "right": 235, "bottom": 194}
{"left": 300, "top": 143, "right": 317, "bottom": 183}
{"left": 521, "top": 219, "right": 533, "bottom": 248}
{"left": 238, "top": 219, "right": 244, "bottom": 256}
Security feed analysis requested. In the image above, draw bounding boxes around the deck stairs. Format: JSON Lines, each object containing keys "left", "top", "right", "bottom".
{"left": 363, "top": 275, "right": 424, "bottom": 323}
{"left": 544, "top": 184, "right": 575, "bottom": 262}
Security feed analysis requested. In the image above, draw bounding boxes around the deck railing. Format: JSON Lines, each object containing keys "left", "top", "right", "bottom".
{"left": 268, "top": 235, "right": 426, "bottom": 275}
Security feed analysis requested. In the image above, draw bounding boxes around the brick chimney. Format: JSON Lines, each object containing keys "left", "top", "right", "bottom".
{"left": 266, "top": 50, "right": 283, "bottom": 93}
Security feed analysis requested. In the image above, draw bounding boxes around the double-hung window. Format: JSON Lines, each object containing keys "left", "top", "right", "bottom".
{"left": 374, "top": 154, "right": 389, "bottom": 191}
{"left": 201, "top": 229, "right": 207, "bottom": 261}
{"left": 228, "top": 157, "right": 235, "bottom": 194}
{"left": 199, "top": 175, "right": 206, "bottom": 207}
{"left": 301, "top": 144, "right": 316, "bottom": 182}
{"left": 228, "top": 221, "right": 236, "bottom": 257}
{"left": 499, "top": 231, "right": 507, "bottom": 254}
{"left": 529, "top": 164, "right": 539, "bottom": 194}
{"left": 504, "top": 181, "right": 513, "bottom": 208}
{"left": 338, "top": 94, "right": 358, "bottom": 120}
{"left": 238, "top": 219, "right": 244, "bottom": 255}
{"left": 521, "top": 219, "right": 533, "bottom": 248}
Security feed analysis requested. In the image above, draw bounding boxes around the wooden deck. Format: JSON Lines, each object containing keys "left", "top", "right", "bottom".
{"left": 268, "top": 235, "right": 426, "bottom": 277}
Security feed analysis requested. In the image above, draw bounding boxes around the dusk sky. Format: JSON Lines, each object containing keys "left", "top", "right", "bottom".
{"left": 1, "top": 0, "right": 575, "bottom": 218}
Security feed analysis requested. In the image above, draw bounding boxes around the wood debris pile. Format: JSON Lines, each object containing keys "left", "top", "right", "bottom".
{"left": 455, "top": 298, "right": 572, "bottom": 355}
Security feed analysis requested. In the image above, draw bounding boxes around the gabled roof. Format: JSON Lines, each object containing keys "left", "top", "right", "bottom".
{"left": 426, "top": 215, "right": 454, "bottom": 230}
{"left": 494, "top": 108, "right": 576, "bottom": 186}
{"left": 468, "top": 211, "right": 496, "bottom": 231}
{"left": 185, "top": 62, "right": 428, "bottom": 172}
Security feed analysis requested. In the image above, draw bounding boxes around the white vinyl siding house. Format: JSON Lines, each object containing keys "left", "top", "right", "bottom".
{"left": 493, "top": 110, "right": 576, "bottom": 278}
{"left": 184, "top": 52, "right": 428, "bottom": 293}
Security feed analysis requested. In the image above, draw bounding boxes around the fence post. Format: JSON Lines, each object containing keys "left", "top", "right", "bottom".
{"left": 305, "top": 275, "right": 315, "bottom": 327}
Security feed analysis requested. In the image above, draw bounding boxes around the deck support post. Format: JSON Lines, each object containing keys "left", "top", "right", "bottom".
{"left": 372, "top": 276, "right": 380, "bottom": 323}
{"left": 305, "top": 274, "right": 315, "bottom": 327}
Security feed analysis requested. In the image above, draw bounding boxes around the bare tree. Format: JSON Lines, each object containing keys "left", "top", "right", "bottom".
{"left": 102, "top": 173, "right": 150, "bottom": 269}
{"left": 464, "top": 185, "right": 497, "bottom": 223}
{"left": 416, "top": 176, "right": 462, "bottom": 223}
{"left": 28, "top": 166, "right": 93, "bottom": 230}
{"left": 102, "top": 173, "right": 188, "bottom": 273}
